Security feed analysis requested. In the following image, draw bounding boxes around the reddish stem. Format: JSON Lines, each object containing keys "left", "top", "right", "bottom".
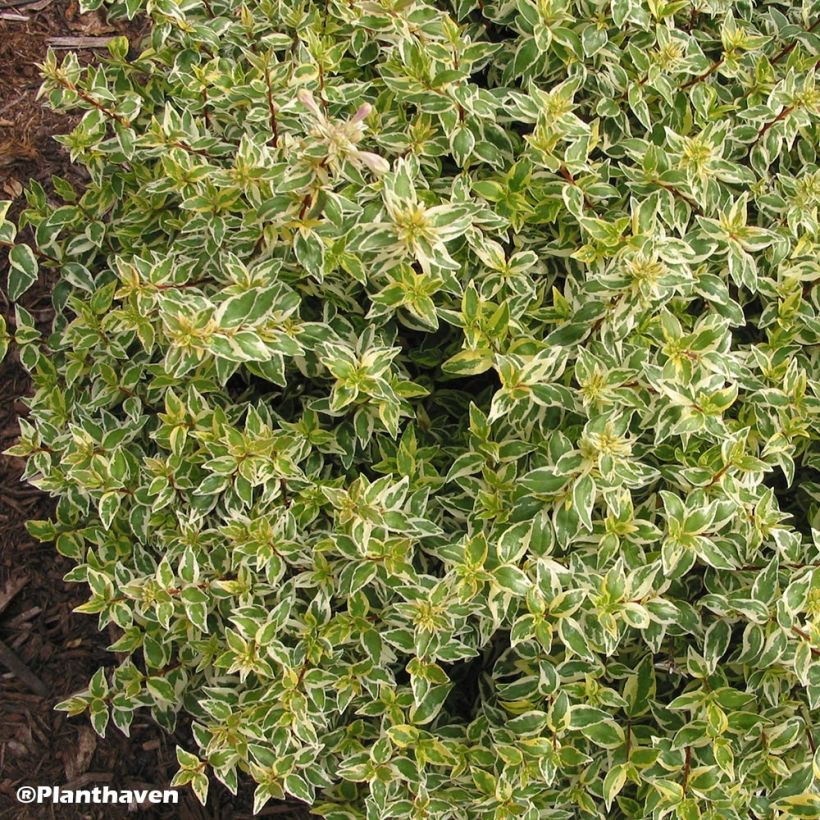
{"left": 680, "top": 58, "right": 724, "bottom": 90}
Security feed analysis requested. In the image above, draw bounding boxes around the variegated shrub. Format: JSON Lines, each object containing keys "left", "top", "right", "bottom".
{"left": 3, "top": 0, "right": 820, "bottom": 816}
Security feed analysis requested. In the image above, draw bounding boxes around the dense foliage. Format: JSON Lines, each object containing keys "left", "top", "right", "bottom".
{"left": 3, "top": 0, "right": 820, "bottom": 815}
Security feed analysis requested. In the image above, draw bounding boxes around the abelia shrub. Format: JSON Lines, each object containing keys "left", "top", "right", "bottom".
{"left": 3, "top": 0, "right": 820, "bottom": 816}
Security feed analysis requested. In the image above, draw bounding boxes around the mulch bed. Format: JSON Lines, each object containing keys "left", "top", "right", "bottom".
{"left": 0, "top": 4, "right": 310, "bottom": 817}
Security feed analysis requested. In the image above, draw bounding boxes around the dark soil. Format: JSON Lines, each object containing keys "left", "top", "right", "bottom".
{"left": 0, "top": 4, "right": 310, "bottom": 818}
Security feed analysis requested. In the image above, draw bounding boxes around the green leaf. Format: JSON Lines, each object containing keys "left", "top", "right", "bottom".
{"left": 603, "top": 763, "right": 628, "bottom": 810}
{"left": 493, "top": 565, "right": 531, "bottom": 595}
{"left": 572, "top": 473, "right": 595, "bottom": 531}
{"left": 442, "top": 347, "right": 495, "bottom": 375}
{"left": 8, "top": 244, "right": 38, "bottom": 301}
{"left": 0, "top": 314, "right": 8, "bottom": 363}
{"left": 559, "top": 617, "right": 595, "bottom": 661}
{"left": 579, "top": 719, "right": 625, "bottom": 749}
{"left": 569, "top": 706, "right": 611, "bottom": 729}
{"left": 521, "top": 468, "right": 569, "bottom": 495}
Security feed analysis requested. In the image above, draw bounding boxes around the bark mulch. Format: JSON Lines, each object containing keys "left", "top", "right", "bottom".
{"left": 0, "top": 4, "right": 310, "bottom": 818}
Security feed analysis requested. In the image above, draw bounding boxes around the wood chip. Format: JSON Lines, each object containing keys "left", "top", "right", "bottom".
{"left": 0, "top": 690, "right": 45, "bottom": 702}
{"left": 0, "top": 11, "right": 29, "bottom": 20}
{"left": 0, "top": 494, "right": 26, "bottom": 515}
{"left": 0, "top": 637, "right": 48, "bottom": 697}
{"left": 64, "top": 727, "right": 97, "bottom": 781}
{"left": 0, "top": 574, "right": 29, "bottom": 617}
{"left": 4, "top": 740, "right": 30, "bottom": 758}
{"left": 46, "top": 36, "right": 115, "bottom": 48}
{"left": 6, "top": 606, "right": 41, "bottom": 628}
{"left": 2, "top": 178, "right": 23, "bottom": 198}
{"left": 63, "top": 772, "right": 114, "bottom": 790}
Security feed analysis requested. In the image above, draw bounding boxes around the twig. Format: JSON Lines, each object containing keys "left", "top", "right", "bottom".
{"left": 682, "top": 746, "right": 691, "bottom": 793}
{"left": 0, "top": 238, "right": 60, "bottom": 264}
{"left": 0, "top": 575, "right": 29, "bottom": 616}
{"left": 264, "top": 67, "right": 279, "bottom": 147}
{"left": 680, "top": 58, "right": 724, "bottom": 90}
{"left": 587, "top": 294, "right": 623, "bottom": 337}
{"left": 620, "top": 75, "right": 647, "bottom": 100}
{"left": 621, "top": 381, "right": 659, "bottom": 394}
{"left": 705, "top": 463, "right": 730, "bottom": 488}
{"left": 792, "top": 625, "right": 820, "bottom": 657}
{"left": 55, "top": 77, "right": 128, "bottom": 126}
{"left": 558, "top": 166, "right": 596, "bottom": 212}
{"left": 47, "top": 37, "right": 116, "bottom": 49}
{"left": 202, "top": 86, "right": 211, "bottom": 129}
{"left": 170, "top": 140, "right": 210, "bottom": 158}
{"left": 739, "top": 562, "right": 820, "bottom": 570}
{"left": 684, "top": 5, "right": 698, "bottom": 33}
{"left": 0, "top": 637, "right": 48, "bottom": 696}
{"left": 771, "top": 18, "right": 820, "bottom": 64}
{"left": 653, "top": 179, "right": 701, "bottom": 214}
{"left": 751, "top": 105, "right": 794, "bottom": 149}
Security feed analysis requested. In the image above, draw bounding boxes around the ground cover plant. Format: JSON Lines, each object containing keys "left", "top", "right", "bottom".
{"left": 2, "top": 0, "right": 820, "bottom": 816}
